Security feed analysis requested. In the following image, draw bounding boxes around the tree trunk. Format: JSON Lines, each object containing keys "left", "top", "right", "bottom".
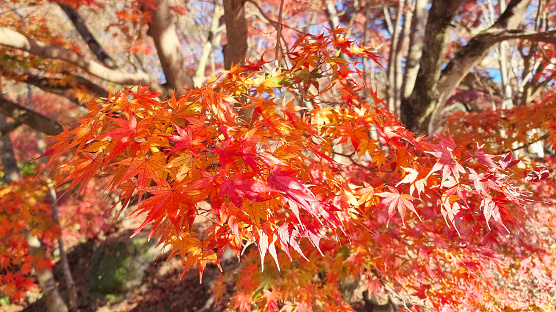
{"left": 401, "top": 0, "right": 536, "bottom": 134}
{"left": 223, "top": 0, "right": 248, "bottom": 70}
{"left": 223, "top": 0, "right": 251, "bottom": 121}
{"left": 400, "top": 0, "right": 466, "bottom": 134}
{"left": 402, "top": 0, "right": 428, "bottom": 100}
{"left": 148, "top": 0, "right": 193, "bottom": 94}
{"left": 27, "top": 234, "right": 70, "bottom": 312}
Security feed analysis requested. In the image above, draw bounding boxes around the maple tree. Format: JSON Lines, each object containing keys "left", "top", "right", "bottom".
{"left": 1, "top": 1, "right": 556, "bottom": 312}
{"left": 36, "top": 31, "right": 554, "bottom": 311}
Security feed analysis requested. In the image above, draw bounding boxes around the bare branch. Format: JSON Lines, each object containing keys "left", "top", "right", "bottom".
{"left": 57, "top": 3, "right": 117, "bottom": 68}
{"left": 193, "top": 4, "right": 224, "bottom": 87}
{"left": 437, "top": 19, "right": 552, "bottom": 114}
{"left": 245, "top": 0, "right": 292, "bottom": 57}
{"left": 275, "top": 0, "right": 285, "bottom": 60}
{"left": 0, "top": 96, "right": 64, "bottom": 135}
{"left": 486, "top": 29, "right": 556, "bottom": 44}
{"left": 24, "top": 74, "right": 109, "bottom": 99}
{"left": 0, "top": 27, "right": 162, "bottom": 91}
{"left": 0, "top": 63, "right": 109, "bottom": 103}
{"left": 401, "top": 0, "right": 541, "bottom": 133}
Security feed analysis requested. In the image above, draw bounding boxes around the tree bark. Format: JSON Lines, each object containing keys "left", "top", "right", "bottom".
{"left": 223, "top": 0, "right": 248, "bottom": 70}
{"left": 0, "top": 96, "right": 64, "bottom": 135}
{"left": 23, "top": 74, "right": 109, "bottom": 100}
{"left": 386, "top": 1, "right": 405, "bottom": 114}
{"left": 148, "top": 0, "right": 194, "bottom": 93}
{"left": 323, "top": 0, "right": 341, "bottom": 33}
{"left": 393, "top": 0, "right": 412, "bottom": 115}
{"left": 0, "top": 120, "right": 22, "bottom": 138}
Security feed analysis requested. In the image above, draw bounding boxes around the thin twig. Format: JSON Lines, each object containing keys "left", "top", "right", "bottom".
{"left": 245, "top": 0, "right": 292, "bottom": 64}
{"left": 508, "top": 132, "right": 549, "bottom": 153}
{"left": 331, "top": 150, "right": 390, "bottom": 182}
{"left": 275, "top": 0, "right": 285, "bottom": 61}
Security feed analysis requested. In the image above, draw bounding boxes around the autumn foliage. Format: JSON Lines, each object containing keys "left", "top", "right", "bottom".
{"left": 19, "top": 30, "right": 551, "bottom": 311}
{"left": 0, "top": 175, "right": 56, "bottom": 303}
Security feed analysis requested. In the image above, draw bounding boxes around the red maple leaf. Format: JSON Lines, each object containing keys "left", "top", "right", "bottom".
{"left": 473, "top": 143, "right": 498, "bottom": 168}
{"left": 376, "top": 186, "right": 419, "bottom": 224}
{"left": 220, "top": 173, "right": 278, "bottom": 208}
{"left": 113, "top": 152, "right": 167, "bottom": 189}
{"left": 267, "top": 165, "right": 333, "bottom": 226}
{"left": 100, "top": 115, "right": 147, "bottom": 162}
{"left": 498, "top": 151, "right": 520, "bottom": 170}
{"left": 426, "top": 134, "right": 466, "bottom": 187}
{"left": 167, "top": 124, "right": 207, "bottom": 156}
{"left": 233, "top": 292, "right": 253, "bottom": 312}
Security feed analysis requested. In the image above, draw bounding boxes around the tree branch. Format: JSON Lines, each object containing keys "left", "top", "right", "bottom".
{"left": 245, "top": 0, "right": 292, "bottom": 59}
{"left": 275, "top": 0, "right": 285, "bottom": 61}
{"left": 401, "top": 0, "right": 542, "bottom": 133}
{"left": 323, "top": 0, "right": 341, "bottom": 33}
{"left": 24, "top": 74, "right": 109, "bottom": 99}
{"left": 437, "top": 0, "right": 544, "bottom": 114}
{"left": 193, "top": 4, "right": 224, "bottom": 87}
{"left": 0, "top": 63, "right": 109, "bottom": 104}
{"left": 0, "top": 96, "right": 64, "bottom": 135}
{"left": 57, "top": 3, "right": 117, "bottom": 68}
{"left": 0, "top": 120, "right": 22, "bottom": 138}
{"left": 0, "top": 27, "right": 162, "bottom": 91}
{"left": 486, "top": 29, "right": 556, "bottom": 44}
{"left": 147, "top": 0, "right": 194, "bottom": 92}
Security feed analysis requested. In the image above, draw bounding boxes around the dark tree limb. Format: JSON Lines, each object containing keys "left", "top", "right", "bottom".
{"left": 0, "top": 97, "right": 64, "bottom": 135}
{"left": 23, "top": 73, "right": 109, "bottom": 99}
{"left": 57, "top": 3, "right": 117, "bottom": 68}
{"left": 0, "top": 120, "right": 22, "bottom": 138}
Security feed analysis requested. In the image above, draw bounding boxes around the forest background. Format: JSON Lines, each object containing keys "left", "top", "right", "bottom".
{"left": 1, "top": 0, "right": 556, "bottom": 311}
